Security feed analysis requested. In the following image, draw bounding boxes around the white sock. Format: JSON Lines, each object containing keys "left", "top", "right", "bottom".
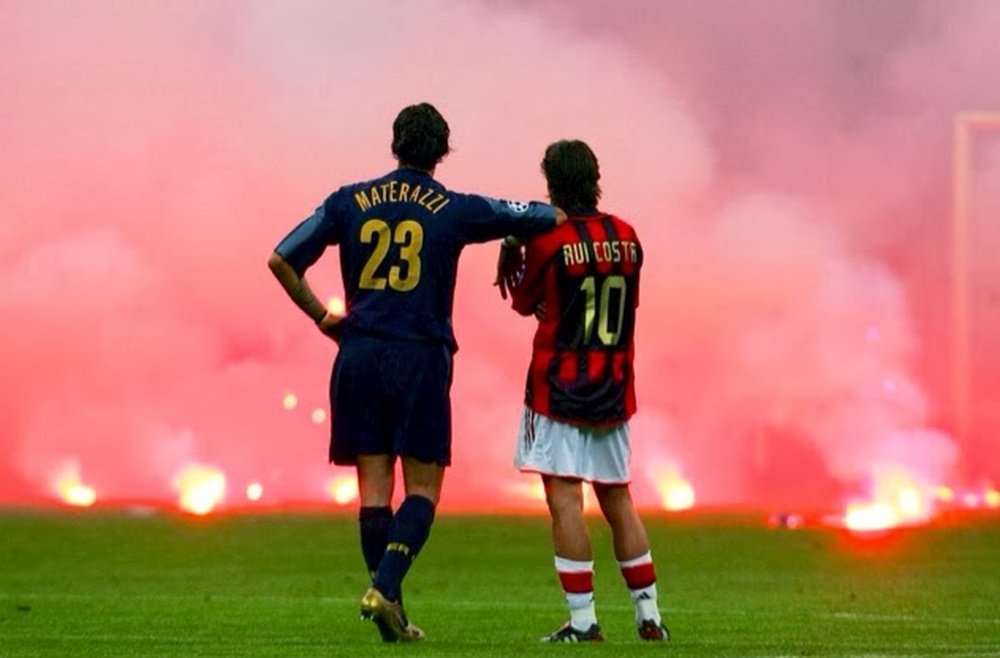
{"left": 567, "top": 592, "right": 597, "bottom": 630}
{"left": 630, "top": 583, "right": 660, "bottom": 623}
{"left": 555, "top": 556, "right": 597, "bottom": 630}
{"left": 618, "top": 551, "right": 661, "bottom": 624}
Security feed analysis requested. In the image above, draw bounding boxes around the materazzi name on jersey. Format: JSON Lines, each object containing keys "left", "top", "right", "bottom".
{"left": 353, "top": 181, "right": 450, "bottom": 214}
{"left": 562, "top": 239, "right": 640, "bottom": 267}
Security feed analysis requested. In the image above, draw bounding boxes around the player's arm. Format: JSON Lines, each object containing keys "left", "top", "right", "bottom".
{"left": 495, "top": 236, "right": 524, "bottom": 300}
{"left": 493, "top": 207, "right": 568, "bottom": 298}
{"left": 460, "top": 195, "right": 564, "bottom": 245}
{"left": 267, "top": 252, "right": 342, "bottom": 337}
{"left": 495, "top": 206, "right": 567, "bottom": 246}
{"left": 509, "top": 237, "right": 552, "bottom": 316}
{"left": 268, "top": 202, "right": 344, "bottom": 339}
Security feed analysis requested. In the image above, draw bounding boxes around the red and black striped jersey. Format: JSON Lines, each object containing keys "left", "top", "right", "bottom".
{"left": 511, "top": 211, "right": 642, "bottom": 427}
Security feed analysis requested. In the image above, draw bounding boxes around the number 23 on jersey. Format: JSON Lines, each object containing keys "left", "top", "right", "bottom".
{"left": 358, "top": 218, "right": 423, "bottom": 291}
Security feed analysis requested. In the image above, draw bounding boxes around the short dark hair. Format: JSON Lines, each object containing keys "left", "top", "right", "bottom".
{"left": 541, "top": 140, "right": 601, "bottom": 210}
{"left": 392, "top": 103, "right": 450, "bottom": 170}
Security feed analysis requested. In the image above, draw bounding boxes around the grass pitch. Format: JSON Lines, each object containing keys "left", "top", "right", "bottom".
{"left": 0, "top": 509, "right": 998, "bottom": 657}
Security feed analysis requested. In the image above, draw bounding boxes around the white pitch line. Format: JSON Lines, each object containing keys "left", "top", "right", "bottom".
{"left": 828, "top": 611, "right": 1000, "bottom": 625}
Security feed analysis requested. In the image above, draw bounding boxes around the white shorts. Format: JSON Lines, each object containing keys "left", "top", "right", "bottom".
{"left": 514, "top": 407, "right": 631, "bottom": 484}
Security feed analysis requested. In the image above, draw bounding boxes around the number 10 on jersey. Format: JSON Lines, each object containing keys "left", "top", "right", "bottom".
{"left": 579, "top": 275, "right": 627, "bottom": 347}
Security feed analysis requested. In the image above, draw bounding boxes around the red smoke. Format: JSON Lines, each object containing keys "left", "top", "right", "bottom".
{"left": 1, "top": 1, "right": 998, "bottom": 513}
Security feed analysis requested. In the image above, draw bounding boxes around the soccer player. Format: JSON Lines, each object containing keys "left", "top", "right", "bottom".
{"left": 267, "top": 103, "right": 565, "bottom": 643}
{"left": 503, "top": 140, "right": 670, "bottom": 642}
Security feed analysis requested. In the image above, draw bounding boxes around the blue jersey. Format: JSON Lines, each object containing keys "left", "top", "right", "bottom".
{"left": 275, "top": 168, "right": 558, "bottom": 351}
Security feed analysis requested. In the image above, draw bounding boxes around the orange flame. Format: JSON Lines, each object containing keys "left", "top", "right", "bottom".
{"left": 173, "top": 464, "right": 226, "bottom": 515}
{"left": 52, "top": 462, "right": 97, "bottom": 507}
{"left": 935, "top": 485, "right": 955, "bottom": 503}
{"left": 326, "top": 474, "right": 358, "bottom": 505}
{"left": 582, "top": 486, "right": 598, "bottom": 514}
{"left": 961, "top": 483, "right": 1000, "bottom": 509}
{"left": 650, "top": 465, "right": 696, "bottom": 511}
{"left": 246, "top": 482, "right": 263, "bottom": 501}
{"left": 843, "top": 502, "right": 898, "bottom": 532}
{"left": 962, "top": 491, "right": 981, "bottom": 508}
{"left": 505, "top": 479, "right": 599, "bottom": 513}
{"left": 508, "top": 480, "right": 546, "bottom": 503}
{"left": 843, "top": 467, "right": 934, "bottom": 532}
{"left": 985, "top": 486, "right": 1000, "bottom": 509}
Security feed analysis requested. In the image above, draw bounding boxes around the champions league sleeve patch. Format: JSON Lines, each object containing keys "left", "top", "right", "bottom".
{"left": 504, "top": 200, "right": 530, "bottom": 214}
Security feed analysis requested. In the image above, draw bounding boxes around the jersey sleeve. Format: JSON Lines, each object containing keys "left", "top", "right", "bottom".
{"left": 273, "top": 191, "right": 344, "bottom": 277}
{"left": 456, "top": 194, "right": 557, "bottom": 244}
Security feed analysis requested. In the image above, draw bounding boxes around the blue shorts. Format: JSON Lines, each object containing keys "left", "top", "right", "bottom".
{"left": 329, "top": 334, "right": 453, "bottom": 466}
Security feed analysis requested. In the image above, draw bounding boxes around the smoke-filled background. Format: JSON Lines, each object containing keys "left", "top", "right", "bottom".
{"left": 1, "top": 0, "right": 998, "bottom": 514}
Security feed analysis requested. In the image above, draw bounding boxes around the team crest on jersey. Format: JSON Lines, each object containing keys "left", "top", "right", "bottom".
{"left": 505, "top": 200, "right": 530, "bottom": 214}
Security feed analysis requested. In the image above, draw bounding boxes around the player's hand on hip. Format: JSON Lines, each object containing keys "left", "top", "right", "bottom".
{"left": 316, "top": 312, "right": 345, "bottom": 343}
{"left": 534, "top": 302, "right": 547, "bottom": 321}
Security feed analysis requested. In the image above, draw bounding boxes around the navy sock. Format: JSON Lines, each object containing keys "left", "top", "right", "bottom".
{"left": 358, "top": 506, "right": 393, "bottom": 580}
{"left": 372, "top": 495, "right": 436, "bottom": 602}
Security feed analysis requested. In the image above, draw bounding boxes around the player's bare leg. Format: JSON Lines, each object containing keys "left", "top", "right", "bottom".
{"left": 400, "top": 456, "right": 444, "bottom": 504}
{"left": 357, "top": 454, "right": 395, "bottom": 506}
{"left": 593, "top": 482, "right": 670, "bottom": 641}
{"left": 544, "top": 476, "right": 591, "bottom": 560}
{"left": 541, "top": 476, "right": 602, "bottom": 642}
{"left": 362, "top": 457, "right": 442, "bottom": 642}
{"left": 593, "top": 482, "right": 648, "bottom": 559}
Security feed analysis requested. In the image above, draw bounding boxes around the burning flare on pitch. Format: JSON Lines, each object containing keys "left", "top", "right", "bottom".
{"left": 507, "top": 479, "right": 547, "bottom": 505}
{"left": 52, "top": 461, "right": 97, "bottom": 507}
{"left": 505, "top": 479, "right": 602, "bottom": 512}
{"left": 246, "top": 481, "right": 264, "bottom": 501}
{"left": 173, "top": 464, "right": 226, "bottom": 515}
{"left": 985, "top": 485, "right": 1000, "bottom": 509}
{"left": 650, "top": 464, "right": 696, "bottom": 511}
{"left": 326, "top": 474, "right": 358, "bottom": 505}
{"left": 843, "top": 466, "right": 935, "bottom": 532}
